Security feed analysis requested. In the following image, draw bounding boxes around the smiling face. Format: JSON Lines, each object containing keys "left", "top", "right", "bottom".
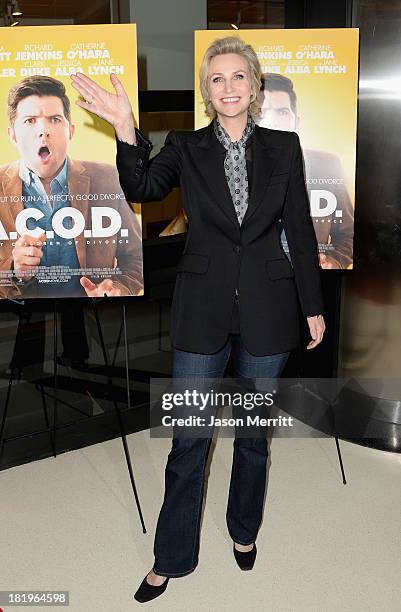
{"left": 8, "top": 95, "right": 75, "bottom": 180}
{"left": 207, "top": 53, "right": 253, "bottom": 122}
{"left": 257, "top": 90, "right": 299, "bottom": 131}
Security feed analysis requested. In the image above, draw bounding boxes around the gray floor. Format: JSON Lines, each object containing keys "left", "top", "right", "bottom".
{"left": 1, "top": 433, "right": 400, "bottom": 612}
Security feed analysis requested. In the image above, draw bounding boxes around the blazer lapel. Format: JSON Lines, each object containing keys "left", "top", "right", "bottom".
{"left": 189, "top": 122, "right": 240, "bottom": 229}
{"left": 68, "top": 158, "right": 90, "bottom": 268}
{"left": 241, "top": 125, "right": 281, "bottom": 226}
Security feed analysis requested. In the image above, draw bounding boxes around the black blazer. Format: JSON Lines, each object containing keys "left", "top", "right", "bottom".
{"left": 116, "top": 122, "right": 324, "bottom": 356}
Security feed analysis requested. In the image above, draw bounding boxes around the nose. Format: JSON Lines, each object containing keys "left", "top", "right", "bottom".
{"left": 36, "top": 119, "right": 50, "bottom": 138}
{"left": 261, "top": 111, "right": 275, "bottom": 129}
{"left": 224, "top": 79, "right": 233, "bottom": 94}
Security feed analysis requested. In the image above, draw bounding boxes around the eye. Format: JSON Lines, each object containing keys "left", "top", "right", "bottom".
{"left": 234, "top": 73, "right": 244, "bottom": 80}
{"left": 212, "top": 76, "right": 223, "bottom": 83}
{"left": 278, "top": 109, "right": 289, "bottom": 116}
{"left": 51, "top": 117, "right": 62, "bottom": 123}
{"left": 24, "top": 118, "right": 35, "bottom": 124}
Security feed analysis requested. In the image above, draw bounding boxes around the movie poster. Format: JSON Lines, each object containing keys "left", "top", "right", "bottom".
{"left": 195, "top": 29, "right": 359, "bottom": 269}
{"left": 0, "top": 23, "right": 143, "bottom": 299}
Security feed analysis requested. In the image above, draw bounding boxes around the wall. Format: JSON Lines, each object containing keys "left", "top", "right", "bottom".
{"left": 128, "top": 0, "right": 207, "bottom": 90}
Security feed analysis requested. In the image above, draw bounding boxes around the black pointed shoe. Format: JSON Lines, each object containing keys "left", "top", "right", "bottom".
{"left": 134, "top": 573, "right": 169, "bottom": 603}
{"left": 233, "top": 543, "right": 257, "bottom": 571}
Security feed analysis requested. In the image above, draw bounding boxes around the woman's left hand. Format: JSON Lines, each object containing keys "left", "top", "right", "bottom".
{"left": 306, "top": 314, "right": 325, "bottom": 349}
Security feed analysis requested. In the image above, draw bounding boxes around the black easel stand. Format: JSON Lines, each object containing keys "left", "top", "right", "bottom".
{"left": 0, "top": 297, "right": 146, "bottom": 533}
{"left": 0, "top": 300, "right": 93, "bottom": 461}
{"left": 286, "top": 270, "right": 347, "bottom": 485}
{"left": 331, "top": 273, "right": 347, "bottom": 485}
{"left": 0, "top": 301, "right": 55, "bottom": 460}
{"left": 334, "top": 436, "right": 346, "bottom": 484}
{"left": 90, "top": 297, "right": 146, "bottom": 533}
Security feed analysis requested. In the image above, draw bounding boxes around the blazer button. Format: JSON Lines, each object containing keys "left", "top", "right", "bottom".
{"left": 233, "top": 245, "right": 241, "bottom": 253}
{"left": 137, "top": 158, "right": 143, "bottom": 167}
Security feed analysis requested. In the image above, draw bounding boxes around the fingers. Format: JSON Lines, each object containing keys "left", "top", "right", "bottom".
{"left": 14, "top": 232, "right": 45, "bottom": 248}
{"left": 19, "top": 245, "right": 42, "bottom": 258}
{"left": 80, "top": 277, "right": 121, "bottom": 297}
{"left": 70, "top": 78, "right": 94, "bottom": 100}
{"left": 71, "top": 72, "right": 104, "bottom": 98}
{"left": 71, "top": 86, "right": 99, "bottom": 109}
{"left": 71, "top": 72, "right": 127, "bottom": 102}
{"left": 80, "top": 276, "right": 97, "bottom": 295}
{"left": 318, "top": 253, "right": 341, "bottom": 269}
{"left": 325, "top": 259, "right": 340, "bottom": 269}
{"left": 75, "top": 98, "right": 98, "bottom": 113}
{"left": 318, "top": 253, "right": 329, "bottom": 269}
{"left": 320, "top": 260, "right": 335, "bottom": 269}
{"left": 98, "top": 279, "right": 113, "bottom": 292}
{"left": 18, "top": 253, "right": 42, "bottom": 270}
{"left": 70, "top": 75, "right": 104, "bottom": 113}
{"left": 110, "top": 73, "right": 127, "bottom": 98}
{"left": 306, "top": 315, "right": 325, "bottom": 349}
{"left": 12, "top": 233, "right": 45, "bottom": 279}
{"left": 98, "top": 279, "right": 121, "bottom": 296}
{"left": 13, "top": 240, "right": 44, "bottom": 260}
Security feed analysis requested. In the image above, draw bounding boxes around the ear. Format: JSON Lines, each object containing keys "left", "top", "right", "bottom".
{"left": 295, "top": 114, "right": 300, "bottom": 131}
{"left": 8, "top": 125, "right": 17, "bottom": 145}
{"left": 69, "top": 122, "right": 75, "bottom": 139}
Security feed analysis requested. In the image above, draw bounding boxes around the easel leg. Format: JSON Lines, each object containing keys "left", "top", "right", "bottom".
{"left": 111, "top": 317, "right": 124, "bottom": 367}
{"left": 158, "top": 301, "right": 163, "bottom": 351}
{"left": 334, "top": 436, "right": 347, "bottom": 484}
{"left": 39, "top": 382, "right": 56, "bottom": 457}
{"left": 51, "top": 301, "right": 58, "bottom": 458}
{"left": 1, "top": 306, "right": 57, "bottom": 465}
{"left": 91, "top": 299, "right": 146, "bottom": 533}
{"left": 0, "top": 367, "right": 15, "bottom": 463}
{"left": 332, "top": 274, "right": 347, "bottom": 485}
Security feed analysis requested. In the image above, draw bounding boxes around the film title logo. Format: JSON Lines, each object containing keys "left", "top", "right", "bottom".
{"left": 0, "top": 207, "right": 128, "bottom": 240}
{"left": 310, "top": 190, "right": 342, "bottom": 218}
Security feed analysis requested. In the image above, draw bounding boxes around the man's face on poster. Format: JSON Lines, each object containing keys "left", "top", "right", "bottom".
{"left": 257, "top": 90, "right": 299, "bottom": 132}
{"left": 8, "top": 95, "right": 75, "bottom": 180}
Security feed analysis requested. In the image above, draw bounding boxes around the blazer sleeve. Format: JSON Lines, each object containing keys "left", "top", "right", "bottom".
{"left": 116, "top": 128, "right": 181, "bottom": 203}
{"left": 282, "top": 132, "right": 325, "bottom": 317}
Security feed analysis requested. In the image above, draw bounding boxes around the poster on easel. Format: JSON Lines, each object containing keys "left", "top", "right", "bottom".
{"left": 195, "top": 29, "right": 359, "bottom": 269}
{"left": 0, "top": 23, "right": 143, "bottom": 299}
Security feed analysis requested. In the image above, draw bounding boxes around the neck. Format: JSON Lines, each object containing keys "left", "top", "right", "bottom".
{"left": 217, "top": 111, "right": 248, "bottom": 142}
{"left": 38, "top": 160, "right": 66, "bottom": 193}
{"left": 41, "top": 178, "right": 53, "bottom": 197}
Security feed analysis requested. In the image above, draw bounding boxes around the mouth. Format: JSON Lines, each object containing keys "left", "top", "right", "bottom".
{"left": 38, "top": 145, "right": 52, "bottom": 162}
{"left": 221, "top": 97, "right": 241, "bottom": 104}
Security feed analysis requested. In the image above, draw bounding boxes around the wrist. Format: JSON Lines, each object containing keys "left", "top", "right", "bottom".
{"left": 114, "top": 118, "right": 136, "bottom": 145}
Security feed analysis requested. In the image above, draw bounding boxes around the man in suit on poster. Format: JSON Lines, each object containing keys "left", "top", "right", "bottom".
{"left": 0, "top": 75, "right": 143, "bottom": 299}
{"left": 258, "top": 72, "right": 354, "bottom": 269}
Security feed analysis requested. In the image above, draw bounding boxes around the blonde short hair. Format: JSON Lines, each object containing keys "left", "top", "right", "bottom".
{"left": 199, "top": 36, "right": 262, "bottom": 120}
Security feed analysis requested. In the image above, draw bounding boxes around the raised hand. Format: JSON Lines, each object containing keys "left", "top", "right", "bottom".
{"left": 12, "top": 232, "right": 45, "bottom": 281}
{"left": 70, "top": 72, "right": 135, "bottom": 141}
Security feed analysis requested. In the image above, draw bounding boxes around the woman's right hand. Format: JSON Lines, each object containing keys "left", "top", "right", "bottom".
{"left": 70, "top": 72, "right": 136, "bottom": 142}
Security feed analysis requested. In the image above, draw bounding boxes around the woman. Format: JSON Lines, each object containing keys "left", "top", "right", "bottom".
{"left": 71, "top": 36, "right": 325, "bottom": 603}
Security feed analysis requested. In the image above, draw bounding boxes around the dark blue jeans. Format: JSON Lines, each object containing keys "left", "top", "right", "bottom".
{"left": 152, "top": 334, "right": 289, "bottom": 577}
